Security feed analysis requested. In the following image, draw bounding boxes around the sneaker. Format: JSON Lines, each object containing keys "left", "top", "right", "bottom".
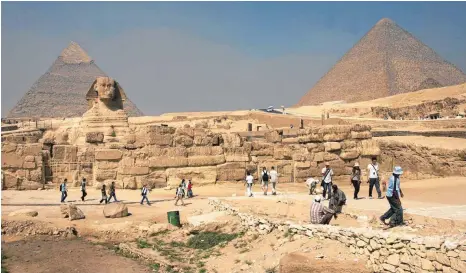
{"left": 379, "top": 217, "right": 388, "bottom": 226}
{"left": 378, "top": 196, "right": 385, "bottom": 199}
{"left": 369, "top": 196, "right": 373, "bottom": 199}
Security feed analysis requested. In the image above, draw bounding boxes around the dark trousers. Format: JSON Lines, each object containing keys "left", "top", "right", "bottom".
{"left": 320, "top": 213, "right": 334, "bottom": 225}
{"left": 187, "top": 189, "right": 193, "bottom": 198}
{"left": 107, "top": 192, "right": 117, "bottom": 202}
{"left": 352, "top": 180, "right": 360, "bottom": 199}
{"left": 100, "top": 194, "right": 108, "bottom": 204}
{"left": 369, "top": 178, "right": 382, "bottom": 198}
{"left": 322, "top": 182, "right": 332, "bottom": 199}
{"left": 81, "top": 190, "right": 87, "bottom": 201}
{"left": 381, "top": 195, "right": 403, "bottom": 226}
{"left": 61, "top": 191, "right": 67, "bottom": 203}
{"left": 140, "top": 195, "right": 150, "bottom": 205}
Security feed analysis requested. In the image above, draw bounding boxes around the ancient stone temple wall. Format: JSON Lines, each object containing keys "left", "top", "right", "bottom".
{"left": 1, "top": 123, "right": 379, "bottom": 190}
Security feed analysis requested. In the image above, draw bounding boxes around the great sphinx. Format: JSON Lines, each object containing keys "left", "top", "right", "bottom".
{"left": 81, "top": 77, "right": 129, "bottom": 136}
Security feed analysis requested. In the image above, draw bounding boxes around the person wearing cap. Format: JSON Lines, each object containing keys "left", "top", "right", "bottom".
{"left": 321, "top": 162, "right": 334, "bottom": 200}
{"left": 310, "top": 195, "right": 335, "bottom": 225}
{"left": 351, "top": 162, "right": 362, "bottom": 199}
{"left": 380, "top": 166, "right": 405, "bottom": 228}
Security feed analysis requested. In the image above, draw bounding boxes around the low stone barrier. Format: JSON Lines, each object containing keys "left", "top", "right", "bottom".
{"left": 208, "top": 198, "right": 466, "bottom": 273}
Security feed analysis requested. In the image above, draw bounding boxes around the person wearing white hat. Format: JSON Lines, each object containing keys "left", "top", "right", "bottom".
{"left": 380, "top": 166, "right": 405, "bottom": 228}
{"left": 351, "top": 162, "right": 362, "bottom": 200}
{"left": 310, "top": 195, "right": 335, "bottom": 225}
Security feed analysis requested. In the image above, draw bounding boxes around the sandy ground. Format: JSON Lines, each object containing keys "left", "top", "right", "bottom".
{"left": 2, "top": 238, "right": 151, "bottom": 273}
{"left": 374, "top": 136, "right": 466, "bottom": 150}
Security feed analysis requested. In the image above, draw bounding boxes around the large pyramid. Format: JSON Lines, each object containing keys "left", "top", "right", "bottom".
{"left": 7, "top": 42, "right": 143, "bottom": 118}
{"left": 296, "top": 18, "right": 466, "bottom": 106}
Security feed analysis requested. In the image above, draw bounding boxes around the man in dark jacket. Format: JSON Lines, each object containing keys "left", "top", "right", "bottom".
{"left": 107, "top": 181, "right": 118, "bottom": 203}
{"left": 329, "top": 184, "right": 346, "bottom": 215}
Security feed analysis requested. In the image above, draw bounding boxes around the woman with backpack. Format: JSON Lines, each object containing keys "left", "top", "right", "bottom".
{"left": 261, "top": 167, "right": 270, "bottom": 196}
{"left": 351, "top": 162, "right": 362, "bottom": 200}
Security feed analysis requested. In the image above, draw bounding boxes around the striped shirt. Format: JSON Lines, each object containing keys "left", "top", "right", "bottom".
{"left": 310, "top": 202, "right": 325, "bottom": 224}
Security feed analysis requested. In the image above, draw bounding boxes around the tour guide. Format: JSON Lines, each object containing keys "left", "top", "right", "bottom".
{"left": 380, "top": 166, "right": 404, "bottom": 228}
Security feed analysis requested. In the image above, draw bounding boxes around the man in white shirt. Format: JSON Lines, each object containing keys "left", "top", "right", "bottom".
{"left": 321, "top": 162, "right": 334, "bottom": 200}
{"left": 245, "top": 172, "right": 254, "bottom": 197}
{"left": 269, "top": 167, "right": 278, "bottom": 195}
{"left": 306, "top": 177, "right": 318, "bottom": 195}
{"left": 367, "top": 157, "right": 383, "bottom": 199}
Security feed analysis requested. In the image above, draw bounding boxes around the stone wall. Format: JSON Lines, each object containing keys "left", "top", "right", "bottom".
{"left": 2, "top": 124, "right": 377, "bottom": 190}
{"left": 209, "top": 198, "right": 466, "bottom": 273}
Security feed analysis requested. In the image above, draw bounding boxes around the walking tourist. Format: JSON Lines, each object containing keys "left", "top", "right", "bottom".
{"left": 107, "top": 181, "right": 118, "bottom": 203}
{"left": 380, "top": 166, "right": 405, "bottom": 228}
{"left": 60, "top": 179, "right": 68, "bottom": 203}
{"left": 367, "top": 157, "right": 383, "bottom": 199}
{"left": 306, "top": 177, "right": 318, "bottom": 195}
{"left": 351, "top": 163, "right": 362, "bottom": 199}
{"left": 261, "top": 167, "right": 270, "bottom": 195}
{"left": 80, "top": 177, "right": 87, "bottom": 202}
{"left": 174, "top": 183, "right": 185, "bottom": 206}
{"left": 329, "top": 184, "right": 347, "bottom": 216}
{"left": 310, "top": 196, "right": 335, "bottom": 225}
{"left": 321, "top": 162, "right": 334, "bottom": 200}
{"left": 140, "top": 184, "right": 151, "bottom": 206}
{"left": 245, "top": 171, "right": 254, "bottom": 197}
{"left": 187, "top": 180, "right": 193, "bottom": 198}
{"left": 99, "top": 184, "right": 108, "bottom": 204}
{"left": 269, "top": 167, "right": 278, "bottom": 195}
{"left": 181, "top": 179, "right": 187, "bottom": 198}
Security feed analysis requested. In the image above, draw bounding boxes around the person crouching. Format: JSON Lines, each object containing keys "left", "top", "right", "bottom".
{"left": 310, "top": 196, "right": 335, "bottom": 225}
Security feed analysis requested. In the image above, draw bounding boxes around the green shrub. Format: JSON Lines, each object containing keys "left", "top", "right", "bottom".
{"left": 187, "top": 232, "right": 238, "bottom": 250}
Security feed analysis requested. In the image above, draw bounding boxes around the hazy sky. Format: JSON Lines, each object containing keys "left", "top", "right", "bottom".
{"left": 2, "top": 2, "right": 466, "bottom": 116}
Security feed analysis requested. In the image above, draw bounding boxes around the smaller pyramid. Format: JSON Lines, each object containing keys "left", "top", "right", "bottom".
{"left": 7, "top": 42, "right": 143, "bottom": 118}
{"left": 296, "top": 18, "right": 466, "bottom": 106}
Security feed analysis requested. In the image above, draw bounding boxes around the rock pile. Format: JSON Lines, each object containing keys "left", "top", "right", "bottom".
{"left": 209, "top": 198, "right": 466, "bottom": 273}
{"left": 60, "top": 204, "right": 85, "bottom": 221}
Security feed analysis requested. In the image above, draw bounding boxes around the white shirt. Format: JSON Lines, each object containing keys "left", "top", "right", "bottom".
{"left": 306, "top": 178, "right": 317, "bottom": 187}
{"left": 246, "top": 175, "right": 254, "bottom": 184}
{"left": 321, "top": 168, "right": 333, "bottom": 183}
{"left": 269, "top": 170, "right": 278, "bottom": 183}
{"left": 368, "top": 163, "right": 379, "bottom": 179}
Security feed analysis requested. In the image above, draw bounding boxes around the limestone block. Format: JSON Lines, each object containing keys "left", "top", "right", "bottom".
{"left": 313, "top": 152, "right": 325, "bottom": 162}
{"left": 351, "top": 131, "right": 372, "bottom": 139}
{"left": 120, "top": 166, "right": 149, "bottom": 175}
{"left": 140, "top": 171, "right": 167, "bottom": 189}
{"left": 358, "top": 139, "right": 381, "bottom": 156}
{"left": 147, "top": 134, "right": 172, "bottom": 146}
{"left": 421, "top": 259, "right": 435, "bottom": 271}
{"left": 324, "top": 142, "right": 342, "bottom": 152}
{"left": 387, "top": 254, "right": 400, "bottom": 266}
{"left": 323, "top": 152, "right": 340, "bottom": 162}
{"left": 282, "top": 137, "right": 299, "bottom": 144}
{"left": 265, "top": 130, "right": 282, "bottom": 143}
{"left": 174, "top": 135, "right": 194, "bottom": 147}
{"left": 292, "top": 151, "right": 312, "bottom": 161}
{"left": 193, "top": 134, "right": 220, "bottom": 146}
{"left": 450, "top": 257, "right": 466, "bottom": 272}
{"left": 146, "top": 125, "right": 176, "bottom": 135}
{"left": 119, "top": 157, "right": 134, "bottom": 167}
{"left": 188, "top": 155, "right": 225, "bottom": 167}
{"left": 1, "top": 152, "right": 24, "bottom": 168}
{"left": 166, "top": 166, "right": 217, "bottom": 186}
{"left": 340, "top": 150, "right": 360, "bottom": 160}
{"left": 103, "top": 202, "right": 129, "bottom": 218}
{"left": 29, "top": 170, "right": 42, "bottom": 182}
{"left": 217, "top": 162, "right": 247, "bottom": 181}
{"left": 2, "top": 143, "right": 17, "bottom": 153}
{"left": 323, "top": 133, "right": 349, "bottom": 142}
{"left": 273, "top": 146, "right": 293, "bottom": 160}
{"left": 149, "top": 157, "right": 188, "bottom": 168}
{"left": 24, "top": 155, "right": 35, "bottom": 162}
{"left": 341, "top": 140, "right": 357, "bottom": 150}
{"left": 251, "top": 142, "right": 274, "bottom": 156}
{"left": 22, "top": 161, "right": 36, "bottom": 169}
{"left": 2, "top": 173, "right": 18, "bottom": 189}
{"left": 95, "top": 170, "right": 117, "bottom": 181}
{"left": 187, "top": 146, "right": 223, "bottom": 156}
{"left": 20, "top": 181, "right": 43, "bottom": 190}
{"left": 176, "top": 127, "right": 194, "bottom": 138}
{"left": 224, "top": 147, "right": 250, "bottom": 162}
{"left": 23, "top": 144, "right": 42, "bottom": 156}
{"left": 382, "top": 263, "right": 396, "bottom": 272}
{"left": 95, "top": 149, "right": 123, "bottom": 161}
{"left": 97, "top": 161, "right": 119, "bottom": 170}
{"left": 352, "top": 124, "right": 371, "bottom": 132}
{"left": 221, "top": 133, "right": 242, "bottom": 148}
{"left": 85, "top": 132, "right": 104, "bottom": 143}
{"left": 149, "top": 147, "right": 187, "bottom": 157}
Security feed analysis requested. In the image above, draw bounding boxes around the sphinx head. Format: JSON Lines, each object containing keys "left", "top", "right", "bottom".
{"left": 94, "top": 77, "right": 115, "bottom": 101}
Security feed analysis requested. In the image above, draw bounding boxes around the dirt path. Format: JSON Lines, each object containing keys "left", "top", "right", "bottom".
{"left": 2, "top": 238, "right": 151, "bottom": 273}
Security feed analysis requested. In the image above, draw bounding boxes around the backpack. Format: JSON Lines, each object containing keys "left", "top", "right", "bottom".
{"left": 59, "top": 183, "right": 63, "bottom": 192}
{"left": 262, "top": 171, "right": 269, "bottom": 182}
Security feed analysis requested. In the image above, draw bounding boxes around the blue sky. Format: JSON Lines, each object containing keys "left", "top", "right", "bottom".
{"left": 2, "top": 2, "right": 466, "bottom": 116}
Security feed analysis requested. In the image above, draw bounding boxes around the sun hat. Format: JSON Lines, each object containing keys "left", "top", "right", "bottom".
{"left": 314, "top": 196, "right": 322, "bottom": 202}
{"left": 393, "top": 166, "right": 403, "bottom": 175}
{"left": 354, "top": 162, "right": 359, "bottom": 167}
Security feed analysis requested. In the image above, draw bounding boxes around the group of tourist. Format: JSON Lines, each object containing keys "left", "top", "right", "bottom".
{"left": 244, "top": 166, "right": 278, "bottom": 197}
{"left": 59, "top": 178, "right": 195, "bottom": 207}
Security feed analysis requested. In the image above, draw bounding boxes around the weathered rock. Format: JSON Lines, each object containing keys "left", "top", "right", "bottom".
{"left": 85, "top": 132, "right": 104, "bottom": 143}
{"left": 324, "top": 142, "right": 341, "bottom": 152}
{"left": 95, "top": 149, "right": 123, "bottom": 160}
{"left": 166, "top": 166, "right": 217, "bottom": 186}
{"left": 149, "top": 157, "right": 188, "bottom": 168}
{"left": 8, "top": 209, "right": 38, "bottom": 217}
{"left": 60, "top": 204, "right": 85, "bottom": 221}
{"left": 103, "top": 202, "right": 129, "bottom": 218}
{"left": 265, "top": 130, "right": 282, "bottom": 143}
{"left": 188, "top": 155, "right": 225, "bottom": 167}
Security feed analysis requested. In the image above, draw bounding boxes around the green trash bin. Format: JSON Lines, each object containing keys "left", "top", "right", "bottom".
{"left": 167, "top": 211, "right": 181, "bottom": 227}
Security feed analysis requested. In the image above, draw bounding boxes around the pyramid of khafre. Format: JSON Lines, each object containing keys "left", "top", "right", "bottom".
{"left": 296, "top": 18, "right": 466, "bottom": 106}
{"left": 7, "top": 41, "right": 144, "bottom": 118}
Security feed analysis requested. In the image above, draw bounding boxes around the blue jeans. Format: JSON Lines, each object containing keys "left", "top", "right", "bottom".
{"left": 61, "top": 191, "right": 67, "bottom": 203}
{"left": 322, "top": 182, "right": 332, "bottom": 199}
{"left": 140, "top": 195, "right": 150, "bottom": 205}
{"left": 107, "top": 193, "right": 118, "bottom": 202}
